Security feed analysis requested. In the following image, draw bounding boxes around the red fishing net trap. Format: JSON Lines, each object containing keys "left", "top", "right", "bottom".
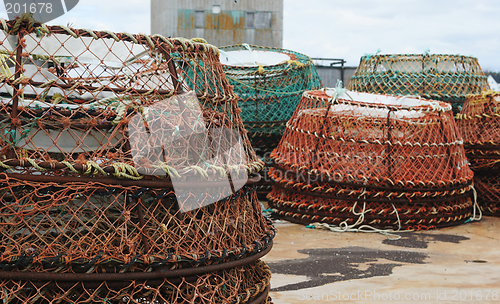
{"left": 0, "top": 15, "right": 274, "bottom": 303}
{"left": 457, "top": 91, "right": 500, "bottom": 216}
{"left": 268, "top": 86, "right": 480, "bottom": 231}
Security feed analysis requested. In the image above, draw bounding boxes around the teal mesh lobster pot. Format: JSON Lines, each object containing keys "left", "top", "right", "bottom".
{"left": 347, "top": 53, "right": 490, "bottom": 114}
{"left": 220, "top": 45, "right": 322, "bottom": 153}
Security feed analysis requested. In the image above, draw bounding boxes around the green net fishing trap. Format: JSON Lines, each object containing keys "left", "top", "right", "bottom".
{"left": 347, "top": 53, "right": 490, "bottom": 114}
{"left": 219, "top": 44, "right": 323, "bottom": 153}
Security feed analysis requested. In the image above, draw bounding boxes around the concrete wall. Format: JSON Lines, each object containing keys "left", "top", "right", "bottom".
{"left": 315, "top": 66, "right": 358, "bottom": 88}
{"left": 151, "top": 0, "right": 283, "bottom": 48}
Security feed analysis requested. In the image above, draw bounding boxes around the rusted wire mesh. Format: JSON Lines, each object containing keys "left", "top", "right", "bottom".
{"left": 0, "top": 260, "right": 272, "bottom": 303}
{"left": 0, "top": 178, "right": 273, "bottom": 273}
{"left": 268, "top": 88, "right": 477, "bottom": 230}
{"left": 347, "top": 53, "right": 490, "bottom": 114}
{"left": 0, "top": 15, "right": 273, "bottom": 303}
{"left": 219, "top": 44, "right": 322, "bottom": 153}
{"left": 0, "top": 21, "right": 263, "bottom": 176}
{"left": 456, "top": 91, "right": 500, "bottom": 215}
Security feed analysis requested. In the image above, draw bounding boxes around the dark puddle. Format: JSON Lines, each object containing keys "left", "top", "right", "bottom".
{"left": 382, "top": 233, "right": 469, "bottom": 249}
{"left": 269, "top": 246, "right": 427, "bottom": 291}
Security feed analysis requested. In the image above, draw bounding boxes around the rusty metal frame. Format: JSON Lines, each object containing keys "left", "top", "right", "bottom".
{"left": 0, "top": 241, "right": 272, "bottom": 281}
{"left": 2, "top": 172, "right": 261, "bottom": 189}
{"left": 3, "top": 281, "right": 270, "bottom": 304}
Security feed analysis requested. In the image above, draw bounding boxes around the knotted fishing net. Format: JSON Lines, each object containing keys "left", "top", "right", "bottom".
{"left": 347, "top": 53, "right": 490, "bottom": 114}
{"left": 219, "top": 44, "right": 322, "bottom": 153}
{"left": 267, "top": 88, "right": 478, "bottom": 231}
{"left": 0, "top": 15, "right": 273, "bottom": 303}
{"left": 219, "top": 45, "right": 322, "bottom": 197}
{"left": 457, "top": 91, "right": 500, "bottom": 216}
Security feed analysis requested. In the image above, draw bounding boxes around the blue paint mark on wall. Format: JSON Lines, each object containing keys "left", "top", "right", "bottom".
{"left": 228, "top": 10, "right": 245, "bottom": 25}
{"left": 178, "top": 9, "right": 195, "bottom": 29}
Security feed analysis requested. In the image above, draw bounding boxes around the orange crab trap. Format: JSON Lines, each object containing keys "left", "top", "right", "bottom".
{"left": 0, "top": 15, "right": 274, "bottom": 303}
{"left": 347, "top": 53, "right": 490, "bottom": 114}
{"left": 267, "top": 87, "right": 480, "bottom": 231}
{"left": 457, "top": 91, "right": 500, "bottom": 216}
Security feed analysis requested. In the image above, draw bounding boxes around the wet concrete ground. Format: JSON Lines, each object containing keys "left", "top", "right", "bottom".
{"left": 262, "top": 216, "right": 500, "bottom": 303}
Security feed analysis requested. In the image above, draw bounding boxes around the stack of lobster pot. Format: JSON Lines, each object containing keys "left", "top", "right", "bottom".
{"left": 0, "top": 16, "right": 274, "bottom": 303}
{"left": 219, "top": 44, "right": 322, "bottom": 196}
{"left": 457, "top": 91, "right": 500, "bottom": 216}
{"left": 268, "top": 88, "right": 478, "bottom": 230}
{"left": 347, "top": 53, "right": 490, "bottom": 114}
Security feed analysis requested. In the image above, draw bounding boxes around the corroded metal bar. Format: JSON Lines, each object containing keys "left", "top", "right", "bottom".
{"left": 2, "top": 172, "right": 261, "bottom": 189}
{"left": 0, "top": 241, "right": 272, "bottom": 281}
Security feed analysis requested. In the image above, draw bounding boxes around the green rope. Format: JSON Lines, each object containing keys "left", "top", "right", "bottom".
{"left": 0, "top": 118, "right": 38, "bottom": 148}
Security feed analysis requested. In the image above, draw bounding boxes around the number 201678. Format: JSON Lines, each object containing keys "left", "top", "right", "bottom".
{"left": 6, "top": 3, "right": 53, "bottom": 14}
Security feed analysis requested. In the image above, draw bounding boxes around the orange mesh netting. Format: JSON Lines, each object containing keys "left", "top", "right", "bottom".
{"left": 347, "top": 53, "right": 490, "bottom": 114}
{"left": 0, "top": 15, "right": 273, "bottom": 303}
{"left": 456, "top": 91, "right": 500, "bottom": 216}
{"left": 0, "top": 260, "right": 272, "bottom": 303}
{"left": 267, "top": 88, "right": 478, "bottom": 231}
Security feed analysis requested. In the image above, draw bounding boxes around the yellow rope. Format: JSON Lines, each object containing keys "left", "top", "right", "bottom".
{"left": 102, "top": 30, "right": 119, "bottom": 42}
{"left": 0, "top": 161, "right": 13, "bottom": 170}
{"left": 111, "top": 162, "right": 143, "bottom": 180}
{"left": 2, "top": 157, "right": 262, "bottom": 179}
{"left": 85, "top": 161, "right": 107, "bottom": 175}
{"left": 187, "top": 165, "right": 209, "bottom": 178}
{"left": 190, "top": 38, "right": 207, "bottom": 44}
{"left": 25, "top": 158, "right": 48, "bottom": 171}
{"left": 257, "top": 65, "right": 264, "bottom": 74}
{"left": 151, "top": 34, "right": 174, "bottom": 49}
{"left": 208, "top": 164, "right": 227, "bottom": 178}
{"left": 58, "top": 24, "right": 78, "bottom": 38}
{"left": 81, "top": 28, "right": 99, "bottom": 40}
{"left": 35, "top": 23, "right": 50, "bottom": 37}
{"left": 151, "top": 162, "right": 181, "bottom": 178}
{"left": 61, "top": 161, "right": 79, "bottom": 174}
{"left": 466, "top": 90, "right": 499, "bottom": 103}
{"left": 121, "top": 32, "right": 138, "bottom": 44}
{"left": 286, "top": 60, "right": 305, "bottom": 68}
{"left": 0, "top": 18, "right": 8, "bottom": 32}
{"left": 225, "top": 61, "right": 312, "bottom": 77}
{"left": 0, "top": 54, "right": 14, "bottom": 96}
{"left": 456, "top": 113, "right": 500, "bottom": 120}
{"left": 12, "top": 13, "right": 37, "bottom": 34}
